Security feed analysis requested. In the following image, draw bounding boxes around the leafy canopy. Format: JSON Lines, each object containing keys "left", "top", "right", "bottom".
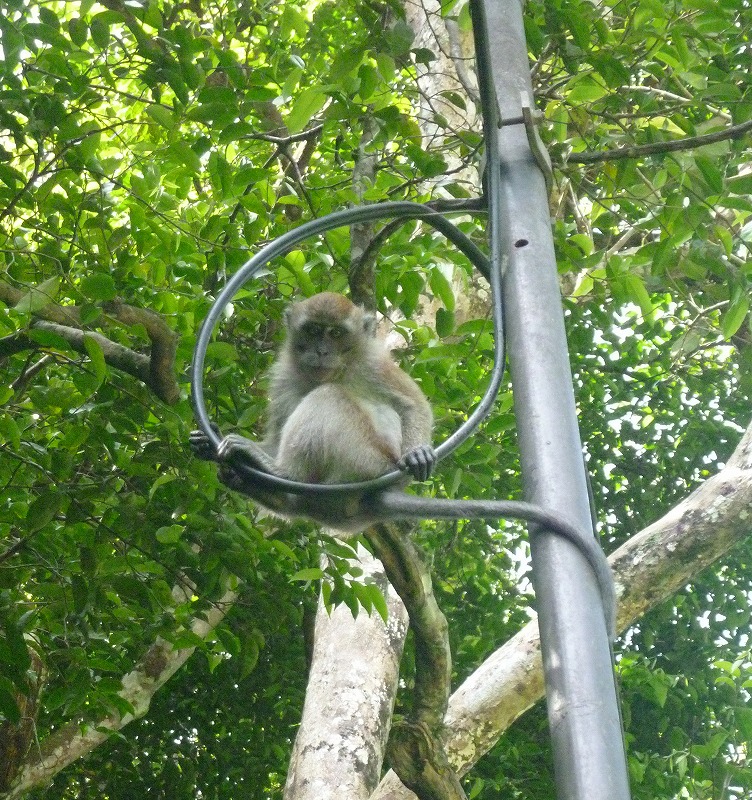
{"left": 0, "top": 0, "right": 750, "bottom": 798}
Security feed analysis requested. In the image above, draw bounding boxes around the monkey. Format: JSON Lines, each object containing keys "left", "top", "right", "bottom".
{"left": 190, "top": 292, "right": 436, "bottom": 491}
{"left": 191, "top": 293, "right": 617, "bottom": 635}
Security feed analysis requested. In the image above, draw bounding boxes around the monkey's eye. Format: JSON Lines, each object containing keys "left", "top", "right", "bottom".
{"left": 327, "top": 326, "right": 346, "bottom": 339}
{"left": 302, "top": 322, "right": 325, "bottom": 337}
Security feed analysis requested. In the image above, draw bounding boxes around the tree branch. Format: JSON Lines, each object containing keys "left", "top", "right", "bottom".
{"left": 103, "top": 300, "right": 180, "bottom": 404}
{"left": 0, "top": 281, "right": 179, "bottom": 404}
{"left": 567, "top": 118, "right": 752, "bottom": 164}
{"left": 283, "top": 547, "right": 408, "bottom": 800}
{"left": 366, "top": 524, "right": 466, "bottom": 800}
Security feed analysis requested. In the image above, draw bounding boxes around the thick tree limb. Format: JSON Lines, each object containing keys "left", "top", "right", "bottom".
{"left": 372, "top": 417, "right": 752, "bottom": 799}
{"left": 0, "top": 646, "right": 46, "bottom": 792}
{"left": 0, "top": 281, "right": 81, "bottom": 327}
{"left": 103, "top": 300, "right": 180, "bottom": 404}
{"left": 283, "top": 548, "right": 408, "bottom": 800}
{"left": 2, "top": 589, "right": 237, "bottom": 800}
{"left": 15, "top": 320, "right": 152, "bottom": 381}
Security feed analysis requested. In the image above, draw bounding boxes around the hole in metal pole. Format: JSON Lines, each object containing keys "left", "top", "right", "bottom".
{"left": 514, "top": 238, "right": 529, "bottom": 248}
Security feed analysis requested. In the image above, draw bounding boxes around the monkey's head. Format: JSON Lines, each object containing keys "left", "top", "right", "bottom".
{"left": 284, "top": 292, "right": 377, "bottom": 382}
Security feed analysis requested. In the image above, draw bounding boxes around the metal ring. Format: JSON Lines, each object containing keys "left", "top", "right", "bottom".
{"left": 190, "top": 201, "right": 505, "bottom": 496}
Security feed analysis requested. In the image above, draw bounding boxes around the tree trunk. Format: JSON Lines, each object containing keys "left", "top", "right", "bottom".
{"left": 284, "top": 547, "right": 408, "bottom": 800}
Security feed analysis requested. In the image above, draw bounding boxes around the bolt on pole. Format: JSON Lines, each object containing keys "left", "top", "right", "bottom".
{"left": 473, "top": 0, "right": 632, "bottom": 798}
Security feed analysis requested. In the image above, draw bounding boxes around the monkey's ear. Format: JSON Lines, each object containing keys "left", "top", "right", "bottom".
{"left": 361, "top": 311, "right": 377, "bottom": 336}
{"left": 283, "top": 304, "right": 297, "bottom": 328}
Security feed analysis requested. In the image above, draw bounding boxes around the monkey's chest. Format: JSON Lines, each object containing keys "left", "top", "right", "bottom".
{"left": 357, "top": 397, "right": 403, "bottom": 450}
{"left": 277, "top": 385, "right": 403, "bottom": 483}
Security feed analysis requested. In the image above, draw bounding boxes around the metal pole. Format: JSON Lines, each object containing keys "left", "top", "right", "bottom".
{"left": 474, "top": 1, "right": 632, "bottom": 798}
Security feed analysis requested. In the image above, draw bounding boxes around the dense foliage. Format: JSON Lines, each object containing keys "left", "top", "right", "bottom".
{"left": 0, "top": 0, "right": 750, "bottom": 797}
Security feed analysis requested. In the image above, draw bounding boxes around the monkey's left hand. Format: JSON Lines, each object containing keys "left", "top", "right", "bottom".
{"left": 398, "top": 445, "right": 437, "bottom": 482}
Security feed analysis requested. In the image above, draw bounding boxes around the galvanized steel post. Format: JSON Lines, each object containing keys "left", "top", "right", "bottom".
{"left": 473, "top": 0, "right": 632, "bottom": 797}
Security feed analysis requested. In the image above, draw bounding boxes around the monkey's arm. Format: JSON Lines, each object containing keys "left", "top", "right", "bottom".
{"left": 189, "top": 428, "right": 280, "bottom": 475}
{"left": 381, "top": 364, "right": 437, "bottom": 481}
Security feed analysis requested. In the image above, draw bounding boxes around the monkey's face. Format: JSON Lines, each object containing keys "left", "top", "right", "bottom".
{"left": 291, "top": 319, "right": 359, "bottom": 380}
{"left": 285, "top": 293, "right": 377, "bottom": 383}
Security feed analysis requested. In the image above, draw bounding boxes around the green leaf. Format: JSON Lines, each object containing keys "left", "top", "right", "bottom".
{"left": 376, "top": 54, "right": 395, "bottom": 84}
{"left": 0, "top": 163, "right": 25, "bottom": 190}
{"left": 405, "top": 143, "right": 447, "bottom": 178}
{"left": 25, "top": 492, "right": 64, "bottom": 533}
{"left": 566, "top": 75, "right": 608, "bottom": 104}
{"left": 268, "top": 538, "right": 297, "bottom": 561}
{"left": 692, "top": 731, "right": 729, "bottom": 760}
{"left": 363, "top": 583, "right": 389, "bottom": 622}
{"left": 695, "top": 156, "right": 724, "bottom": 194}
{"left": 358, "top": 63, "right": 380, "bottom": 101}
{"left": 83, "top": 335, "right": 107, "bottom": 384}
{"left": 436, "top": 307, "right": 455, "bottom": 337}
{"left": 720, "top": 291, "right": 749, "bottom": 339}
{"left": 280, "top": 6, "right": 308, "bottom": 38}
{"left": 89, "top": 15, "right": 110, "bottom": 49}
{"left": 14, "top": 277, "right": 61, "bottom": 314}
{"left": 68, "top": 17, "right": 89, "bottom": 47}
{"left": 239, "top": 634, "right": 261, "bottom": 680}
{"left": 0, "top": 413, "right": 21, "bottom": 449}
{"left": 208, "top": 151, "right": 233, "bottom": 199}
{"left": 80, "top": 304, "right": 103, "bottom": 325}
{"left": 329, "top": 45, "right": 365, "bottom": 79}
{"left": 38, "top": 7, "right": 59, "bottom": 29}
{"left": 647, "top": 672, "right": 669, "bottom": 708}
{"left": 26, "top": 327, "right": 71, "bottom": 350}
{"left": 168, "top": 141, "right": 202, "bottom": 173}
{"left": 155, "top": 524, "right": 184, "bottom": 544}
{"left": 385, "top": 19, "right": 414, "bottom": 56}
{"left": 286, "top": 87, "right": 328, "bottom": 135}
{"left": 150, "top": 473, "right": 177, "bottom": 498}
{"left": 81, "top": 273, "right": 117, "bottom": 301}
{"left": 281, "top": 251, "right": 316, "bottom": 295}
{"left": 619, "top": 274, "right": 654, "bottom": 321}
{"left": 439, "top": 90, "right": 467, "bottom": 111}
{"left": 729, "top": 173, "right": 752, "bottom": 195}
{"left": 205, "top": 341, "right": 237, "bottom": 363}
{"left": 0, "top": 680, "right": 20, "bottom": 725}
{"left": 413, "top": 48, "right": 436, "bottom": 65}
{"left": 429, "top": 269, "right": 455, "bottom": 311}
{"left": 290, "top": 568, "right": 325, "bottom": 582}
{"left": 734, "top": 706, "right": 752, "bottom": 742}
{"left": 145, "top": 104, "right": 174, "bottom": 130}
{"left": 588, "top": 52, "right": 631, "bottom": 88}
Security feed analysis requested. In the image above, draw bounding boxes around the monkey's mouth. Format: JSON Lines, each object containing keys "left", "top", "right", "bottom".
{"left": 303, "top": 366, "right": 336, "bottom": 383}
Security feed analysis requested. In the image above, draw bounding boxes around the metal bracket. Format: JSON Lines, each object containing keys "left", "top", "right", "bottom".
{"left": 494, "top": 91, "right": 553, "bottom": 196}
{"left": 520, "top": 91, "right": 553, "bottom": 195}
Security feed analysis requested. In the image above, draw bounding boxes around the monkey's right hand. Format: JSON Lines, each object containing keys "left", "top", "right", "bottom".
{"left": 216, "top": 433, "right": 279, "bottom": 474}
{"left": 189, "top": 427, "right": 220, "bottom": 462}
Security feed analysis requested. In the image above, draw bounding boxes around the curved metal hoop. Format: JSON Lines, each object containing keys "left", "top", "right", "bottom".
{"left": 190, "top": 201, "right": 506, "bottom": 496}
